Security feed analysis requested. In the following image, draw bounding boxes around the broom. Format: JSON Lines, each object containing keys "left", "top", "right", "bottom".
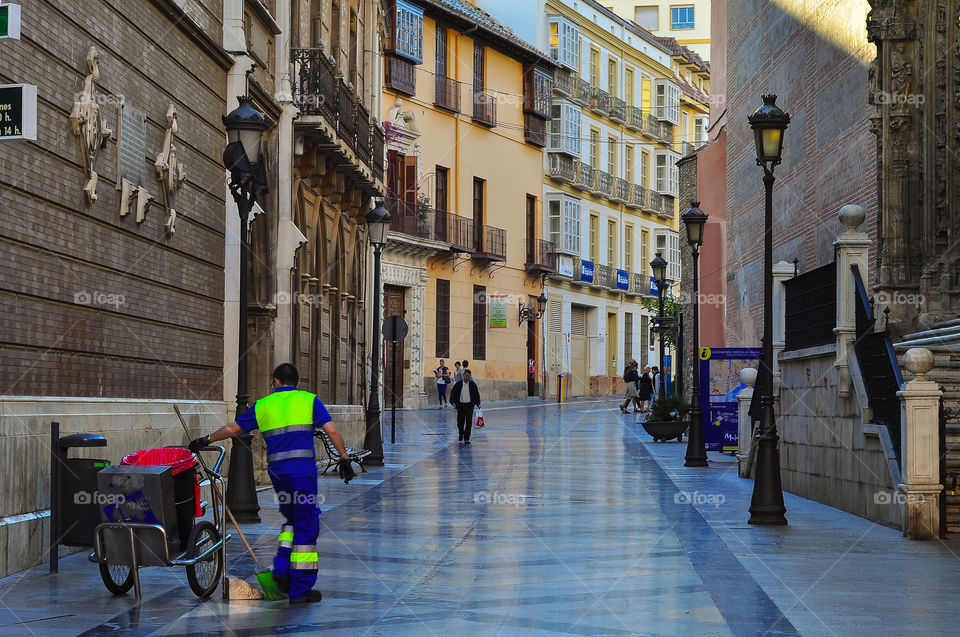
{"left": 173, "top": 405, "right": 286, "bottom": 601}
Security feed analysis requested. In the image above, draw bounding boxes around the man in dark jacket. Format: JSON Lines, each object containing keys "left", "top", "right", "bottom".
{"left": 449, "top": 368, "right": 481, "bottom": 444}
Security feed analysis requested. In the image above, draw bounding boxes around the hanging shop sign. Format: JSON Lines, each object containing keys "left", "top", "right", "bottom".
{"left": 0, "top": 83, "right": 37, "bottom": 140}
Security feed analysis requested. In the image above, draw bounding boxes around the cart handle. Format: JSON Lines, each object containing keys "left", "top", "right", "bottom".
{"left": 197, "top": 445, "right": 226, "bottom": 478}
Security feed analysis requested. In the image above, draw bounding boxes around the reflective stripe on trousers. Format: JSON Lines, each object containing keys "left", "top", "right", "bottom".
{"left": 278, "top": 525, "right": 294, "bottom": 549}
{"left": 267, "top": 448, "right": 315, "bottom": 463}
{"left": 290, "top": 545, "right": 318, "bottom": 570}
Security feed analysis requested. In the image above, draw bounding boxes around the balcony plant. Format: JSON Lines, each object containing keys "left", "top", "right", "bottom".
{"left": 416, "top": 191, "right": 431, "bottom": 236}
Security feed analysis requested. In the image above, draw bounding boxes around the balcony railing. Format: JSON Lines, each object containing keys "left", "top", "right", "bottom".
{"left": 384, "top": 55, "right": 416, "bottom": 95}
{"left": 573, "top": 161, "right": 595, "bottom": 191}
{"left": 524, "top": 113, "right": 546, "bottom": 147}
{"left": 473, "top": 92, "right": 497, "bottom": 127}
{"left": 657, "top": 195, "right": 675, "bottom": 219}
{"left": 291, "top": 48, "right": 337, "bottom": 122}
{"left": 554, "top": 67, "right": 573, "bottom": 97}
{"left": 609, "top": 97, "right": 627, "bottom": 123}
{"left": 336, "top": 80, "right": 356, "bottom": 152}
{"left": 627, "top": 105, "right": 644, "bottom": 130}
{"left": 573, "top": 76, "right": 591, "bottom": 105}
{"left": 614, "top": 177, "right": 631, "bottom": 204}
{"left": 526, "top": 238, "right": 558, "bottom": 273}
{"left": 633, "top": 184, "right": 651, "bottom": 209}
{"left": 434, "top": 75, "right": 460, "bottom": 112}
{"left": 548, "top": 153, "right": 576, "bottom": 183}
{"left": 596, "top": 264, "right": 616, "bottom": 289}
{"left": 385, "top": 198, "right": 481, "bottom": 250}
{"left": 474, "top": 225, "right": 506, "bottom": 261}
{"left": 355, "top": 101, "right": 372, "bottom": 165}
{"left": 595, "top": 170, "right": 614, "bottom": 198}
{"left": 449, "top": 214, "right": 475, "bottom": 252}
{"left": 591, "top": 88, "right": 611, "bottom": 115}
{"left": 659, "top": 121, "right": 673, "bottom": 144}
{"left": 629, "top": 272, "right": 648, "bottom": 295}
{"left": 642, "top": 112, "right": 660, "bottom": 139}
{"left": 372, "top": 125, "right": 385, "bottom": 182}
{"left": 645, "top": 192, "right": 665, "bottom": 216}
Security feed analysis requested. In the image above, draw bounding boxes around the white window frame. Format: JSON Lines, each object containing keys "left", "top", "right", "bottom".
{"left": 549, "top": 100, "right": 581, "bottom": 156}
{"left": 694, "top": 115, "right": 709, "bottom": 144}
{"left": 547, "top": 194, "right": 582, "bottom": 255}
{"left": 654, "top": 231, "right": 681, "bottom": 281}
{"left": 394, "top": 0, "right": 423, "bottom": 63}
{"left": 655, "top": 150, "right": 680, "bottom": 197}
{"left": 654, "top": 80, "right": 680, "bottom": 125}
{"left": 548, "top": 15, "right": 580, "bottom": 71}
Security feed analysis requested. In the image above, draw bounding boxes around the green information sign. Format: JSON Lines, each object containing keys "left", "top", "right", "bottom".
{"left": 0, "top": 3, "right": 21, "bottom": 40}
{"left": 489, "top": 295, "right": 508, "bottom": 328}
{"left": 0, "top": 6, "right": 8, "bottom": 37}
{"left": 0, "top": 84, "right": 36, "bottom": 140}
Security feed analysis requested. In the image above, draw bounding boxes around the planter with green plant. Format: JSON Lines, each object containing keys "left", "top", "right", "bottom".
{"left": 641, "top": 394, "right": 691, "bottom": 442}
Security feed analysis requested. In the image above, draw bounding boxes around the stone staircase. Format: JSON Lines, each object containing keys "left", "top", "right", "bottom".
{"left": 893, "top": 317, "right": 960, "bottom": 533}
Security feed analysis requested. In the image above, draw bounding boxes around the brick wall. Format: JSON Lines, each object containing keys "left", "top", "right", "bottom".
{"left": 724, "top": 0, "right": 878, "bottom": 346}
{"left": 0, "top": 0, "right": 230, "bottom": 399}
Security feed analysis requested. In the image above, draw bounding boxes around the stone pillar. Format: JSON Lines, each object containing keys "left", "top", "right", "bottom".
{"left": 833, "top": 205, "right": 871, "bottom": 398}
{"left": 771, "top": 260, "right": 794, "bottom": 396}
{"left": 897, "top": 347, "right": 943, "bottom": 540}
{"left": 737, "top": 367, "right": 757, "bottom": 478}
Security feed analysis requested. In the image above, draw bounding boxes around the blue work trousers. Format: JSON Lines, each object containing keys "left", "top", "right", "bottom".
{"left": 269, "top": 472, "right": 320, "bottom": 600}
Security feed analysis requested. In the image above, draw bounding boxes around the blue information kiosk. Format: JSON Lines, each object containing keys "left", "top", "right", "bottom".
{"left": 698, "top": 347, "right": 761, "bottom": 452}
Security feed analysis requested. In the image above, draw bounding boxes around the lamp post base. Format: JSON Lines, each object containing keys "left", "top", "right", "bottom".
{"left": 225, "top": 432, "right": 261, "bottom": 523}
{"left": 684, "top": 409, "right": 708, "bottom": 467}
{"left": 748, "top": 434, "right": 787, "bottom": 525}
{"left": 363, "top": 407, "right": 385, "bottom": 467}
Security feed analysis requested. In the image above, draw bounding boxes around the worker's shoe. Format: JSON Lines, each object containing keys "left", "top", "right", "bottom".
{"left": 273, "top": 572, "right": 289, "bottom": 594}
{"left": 289, "top": 590, "right": 323, "bottom": 605}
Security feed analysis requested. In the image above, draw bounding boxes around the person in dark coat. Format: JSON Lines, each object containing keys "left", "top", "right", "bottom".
{"left": 637, "top": 365, "right": 654, "bottom": 413}
{"left": 620, "top": 361, "right": 640, "bottom": 413}
{"left": 449, "top": 368, "right": 481, "bottom": 444}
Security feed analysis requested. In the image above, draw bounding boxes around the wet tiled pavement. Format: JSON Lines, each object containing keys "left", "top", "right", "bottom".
{"left": 3, "top": 398, "right": 960, "bottom": 635}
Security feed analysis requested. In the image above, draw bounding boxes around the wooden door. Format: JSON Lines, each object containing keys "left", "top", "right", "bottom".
{"left": 383, "top": 285, "right": 405, "bottom": 408}
{"left": 570, "top": 305, "right": 589, "bottom": 396}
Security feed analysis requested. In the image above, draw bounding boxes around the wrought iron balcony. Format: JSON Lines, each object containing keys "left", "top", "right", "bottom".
{"left": 526, "top": 238, "right": 557, "bottom": 274}
{"left": 656, "top": 195, "right": 675, "bottom": 219}
{"left": 641, "top": 112, "right": 660, "bottom": 139}
{"left": 632, "top": 184, "right": 651, "bottom": 209}
{"left": 434, "top": 75, "right": 460, "bottom": 112}
{"left": 355, "top": 101, "right": 372, "bottom": 166}
{"left": 291, "top": 48, "right": 337, "bottom": 122}
{"left": 644, "top": 191, "right": 665, "bottom": 216}
{"left": 659, "top": 121, "right": 674, "bottom": 144}
{"left": 572, "top": 76, "right": 591, "bottom": 106}
{"left": 591, "top": 167, "right": 609, "bottom": 196}
{"left": 372, "top": 125, "right": 385, "bottom": 182}
{"left": 473, "top": 92, "right": 497, "bottom": 127}
{"left": 626, "top": 105, "right": 644, "bottom": 130}
{"left": 572, "top": 160, "right": 595, "bottom": 191}
{"left": 609, "top": 97, "right": 627, "bottom": 124}
{"left": 336, "top": 80, "right": 356, "bottom": 152}
{"left": 524, "top": 113, "right": 546, "bottom": 147}
{"left": 384, "top": 55, "right": 416, "bottom": 95}
{"left": 613, "top": 177, "right": 631, "bottom": 204}
{"left": 595, "top": 264, "right": 616, "bottom": 289}
{"left": 629, "top": 272, "right": 648, "bottom": 295}
{"left": 448, "top": 214, "right": 475, "bottom": 252}
{"left": 548, "top": 153, "right": 576, "bottom": 183}
{"left": 590, "top": 88, "right": 611, "bottom": 115}
{"left": 473, "top": 224, "right": 506, "bottom": 262}
{"left": 553, "top": 67, "right": 573, "bottom": 97}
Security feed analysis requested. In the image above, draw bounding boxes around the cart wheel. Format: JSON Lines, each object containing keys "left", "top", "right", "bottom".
{"left": 99, "top": 559, "right": 134, "bottom": 595}
{"left": 185, "top": 521, "right": 222, "bottom": 598}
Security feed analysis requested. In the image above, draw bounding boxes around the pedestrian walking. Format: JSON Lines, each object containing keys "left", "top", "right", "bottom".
{"left": 188, "top": 363, "right": 354, "bottom": 605}
{"left": 651, "top": 365, "right": 661, "bottom": 406}
{"left": 637, "top": 365, "right": 654, "bottom": 413}
{"left": 452, "top": 360, "right": 464, "bottom": 384}
{"left": 449, "top": 368, "right": 481, "bottom": 444}
{"left": 620, "top": 361, "right": 640, "bottom": 413}
{"left": 434, "top": 359, "right": 451, "bottom": 408}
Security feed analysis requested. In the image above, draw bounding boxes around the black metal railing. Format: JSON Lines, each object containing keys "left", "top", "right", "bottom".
{"left": 474, "top": 225, "right": 506, "bottom": 260}
{"left": 291, "top": 48, "right": 337, "bottom": 122}
{"left": 384, "top": 55, "right": 416, "bottom": 95}
{"left": 642, "top": 112, "right": 660, "bottom": 138}
{"left": 372, "top": 125, "right": 385, "bottom": 182}
{"left": 591, "top": 87, "right": 611, "bottom": 114}
{"left": 595, "top": 170, "right": 614, "bottom": 197}
{"left": 633, "top": 184, "right": 651, "bottom": 209}
{"left": 627, "top": 105, "right": 644, "bottom": 130}
{"left": 784, "top": 261, "right": 837, "bottom": 350}
{"left": 355, "top": 102, "right": 372, "bottom": 166}
{"left": 434, "top": 75, "right": 460, "bottom": 112}
{"left": 853, "top": 264, "right": 903, "bottom": 464}
{"left": 336, "top": 80, "right": 356, "bottom": 152}
{"left": 630, "top": 272, "right": 648, "bottom": 295}
{"left": 524, "top": 113, "right": 546, "bottom": 147}
{"left": 615, "top": 177, "right": 631, "bottom": 203}
{"left": 573, "top": 76, "right": 590, "bottom": 105}
{"left": 473, "top": 92, "right": 497, "bottom": 127}
{"left": 574, "top": 160, "right": 595, "bottom": 190}
{"left": 554, "top": 67, "right": 573, "bottom": 96}
{"left": 548, "top": 153, "right": 576, "bottom": 182}
{"left": 526, "top": 238, "right": 557, "bottom": 272}
{"left": 449, "top": 214, "right": 475, "bottom": 252}
{"left": 609, "top": 97, "right": 627, "bottom": 122}
{"left": 596, "top": 264, "right": 616, "bottom": 289}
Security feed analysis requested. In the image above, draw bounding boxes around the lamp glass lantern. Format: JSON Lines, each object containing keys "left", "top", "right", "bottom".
{"left": 223, "top": 96, "right": 267, "bottom": 168}
{"left": 747, "top": 94, "right": 790, "bottom": 168}
{"left": 651, "top": 253, "right": 668, "bottom": 284}
{"left": 366, "top": 205, "right": 392, "bottom": 246}
{"left": 682, "top": 202, "right": 709, "bottom": 247}
{"left": 536, "top": 292, "right": 548, "bottom": 314}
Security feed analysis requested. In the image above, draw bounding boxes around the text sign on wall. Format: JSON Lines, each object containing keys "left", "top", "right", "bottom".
{"left": 0, "top": 84, "right": 37, "bottom": 140}
{"left": 616, "top": 269, "right": 629, "bottom": 290}
{"left": 579, "top": 259, "right": 594, "bottom": 283}
{"left": 489, "top": 295, "right": 508, "bottom": 328}
{"left": 0, "top": 4, "right": 22, "bottom": 40}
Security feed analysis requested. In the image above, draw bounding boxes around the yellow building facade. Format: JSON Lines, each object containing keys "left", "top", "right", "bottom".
{"left": 605, "top": 0, "right": 712, "bottom": 62}
{"left": 380, "top": 0, "right": 556, "bottom": 407}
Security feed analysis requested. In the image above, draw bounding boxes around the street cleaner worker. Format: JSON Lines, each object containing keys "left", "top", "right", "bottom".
{"left": 189, "top": 363, "right": 355, "bottom": 604}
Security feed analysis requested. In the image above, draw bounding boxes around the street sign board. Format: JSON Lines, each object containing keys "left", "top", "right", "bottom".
{"left": 579, "top": 259, "right": 594, "bottom": 283}
{"left": 616, "top": 269, "right": 629, "bottom": 290}
{"left": 0, "top": 83, "right": 36, "bottom": 140}
{"left": 382, "top": 315, "right": 408, "bottom": 342}
{"left": 0, "top": 4, "right": 22, "bottom": 40}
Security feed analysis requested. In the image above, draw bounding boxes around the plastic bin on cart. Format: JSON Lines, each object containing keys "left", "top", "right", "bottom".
{"left": 120, "top": 448, "right": 200, "bottom": 551}
{"left": 57, "top": 434, "right": 109, "bottom": 547}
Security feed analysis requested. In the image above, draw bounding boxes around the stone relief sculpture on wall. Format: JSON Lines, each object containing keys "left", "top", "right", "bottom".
{"left": 70, "top": 46, "right": 113, "bottom": 204}
{"left": 154, "top": 104, "right": 186, "bottom": 234}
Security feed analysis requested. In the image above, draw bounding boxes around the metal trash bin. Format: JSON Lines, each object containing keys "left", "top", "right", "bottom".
{"left": 121, "top": 448, "right": 199, "bottom": 551}
{"left": 57, "top": 433, "right": 109, "bottom": 547}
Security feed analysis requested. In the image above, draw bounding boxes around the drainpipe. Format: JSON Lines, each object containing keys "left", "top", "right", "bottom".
{"left": 454, "top": 23, "right": 480, "bottom": 217}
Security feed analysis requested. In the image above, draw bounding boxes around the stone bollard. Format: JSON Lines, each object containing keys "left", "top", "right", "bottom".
{"left": 737, "top": 367, "right": 757, "bottom": 478}
{"left": 897, "top": 348, "right": 943, "bottom": 539}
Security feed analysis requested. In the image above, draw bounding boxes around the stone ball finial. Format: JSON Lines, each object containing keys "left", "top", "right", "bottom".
{"left": 739, "top": 367, "right": 758, "bottom": 387}
{"left": 838, "top": 204, "right": 865, "bottom": 231}
{"left": 903, "top": 347, "right": 935, "bottom": 379}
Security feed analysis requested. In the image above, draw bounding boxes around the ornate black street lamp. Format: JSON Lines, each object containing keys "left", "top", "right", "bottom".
{"left": 519, "top": 292, "right": 548, "bottom": 324}
{"left": 363, "top": 204, "right": 391, "bottom": 466}
{"left": 221, "top": 96, "right": 268, "bottom": 523}
{"left": 682, "top": 202, "right": 708, "bottom": 467}
{"left": 650, "top": 253, "right": 668, "bottom": 397}
{"left": 747, "top": 94, "right": 790, "bottom": 525}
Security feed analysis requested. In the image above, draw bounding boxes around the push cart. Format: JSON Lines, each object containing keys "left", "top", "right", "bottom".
{"left": 90, "top": 446, "right": 230, "bottom": 600}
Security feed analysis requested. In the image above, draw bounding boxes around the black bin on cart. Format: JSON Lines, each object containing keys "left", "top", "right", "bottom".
{"left": 57, "top": 434, "right": 109, "bottom": 547}
{"left": 119, "top": 448, "right": 199, "bottom": 552}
